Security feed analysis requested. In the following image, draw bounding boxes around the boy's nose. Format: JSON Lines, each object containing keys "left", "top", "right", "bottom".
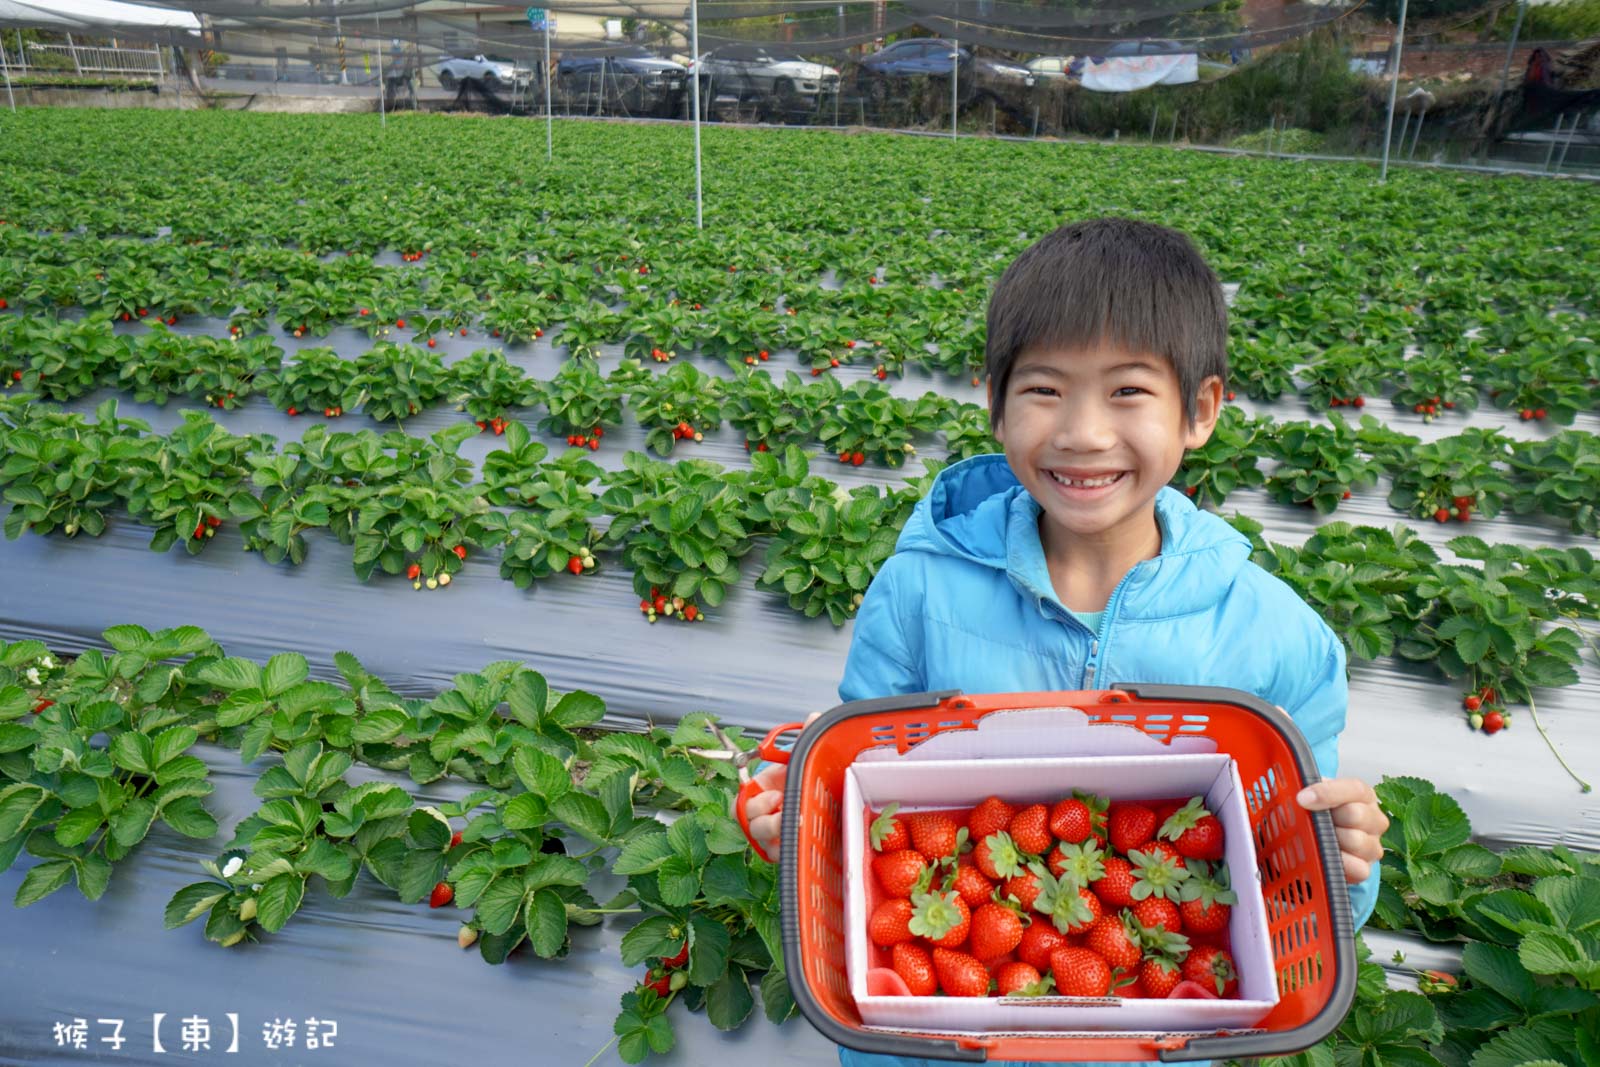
{"left": 1051, "top": 403, "right": 1118, "bottom": 452}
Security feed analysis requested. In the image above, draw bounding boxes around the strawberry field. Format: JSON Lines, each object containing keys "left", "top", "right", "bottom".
{"left": 2, "top": 108, "right": 1599, "bottom": 1065}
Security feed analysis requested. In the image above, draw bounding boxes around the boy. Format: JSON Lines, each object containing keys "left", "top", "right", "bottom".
{"left": 745, "top": 218, "right": 1386, "bottom": 1065}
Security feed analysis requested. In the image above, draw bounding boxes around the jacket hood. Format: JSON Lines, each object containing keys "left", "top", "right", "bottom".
{"left": 895, "top": 453, "right": 1253, "bottom": 619}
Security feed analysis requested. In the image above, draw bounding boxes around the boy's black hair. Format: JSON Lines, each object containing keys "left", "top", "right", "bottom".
{"left": 984, "top": 217, "right": 1228, "bottom": 431}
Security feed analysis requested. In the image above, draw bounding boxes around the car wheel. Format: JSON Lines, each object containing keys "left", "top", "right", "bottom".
{"left": 438, "top": 70, "right": 457, "bottom": 90}
{"left": 772, "top": 77, "right": 799, "bottom": 113}
{"left": 483, "top": 72, "right": 500, "bottom": 90}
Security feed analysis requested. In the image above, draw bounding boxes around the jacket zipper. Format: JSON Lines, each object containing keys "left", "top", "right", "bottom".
{"left": 1080, "top": 563, "right": 1142, "bottom": 689}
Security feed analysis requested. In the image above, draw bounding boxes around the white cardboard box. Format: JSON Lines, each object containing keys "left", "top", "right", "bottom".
{"left": 842, "top": 707, "right": 1278, "bottom": 1035}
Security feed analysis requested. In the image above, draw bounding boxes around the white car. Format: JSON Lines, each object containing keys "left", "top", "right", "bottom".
{"left": 693, "top": 44, "right": 840, "bottom": 103}
{"left": 1026, "top": 57, "right": 1078, "bottom": 81}
{"left": 434, "top": 54, "right": 528, "bottom": 90}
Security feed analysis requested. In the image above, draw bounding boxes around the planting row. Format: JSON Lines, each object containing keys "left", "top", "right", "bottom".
{"left": 3, "top": 393, "right": 1599, "bottom": 772}
{"left": 2, "top": 630, "right": 1595, "bottom": 1065}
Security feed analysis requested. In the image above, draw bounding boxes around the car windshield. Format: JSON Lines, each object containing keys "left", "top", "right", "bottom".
{"left": 484, "top": 55, "right": 514, "bottom": 64}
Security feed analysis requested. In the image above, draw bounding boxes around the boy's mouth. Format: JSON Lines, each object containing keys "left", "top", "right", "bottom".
{"left": 1045, "top": 470, "right": 1128, "bottom": 490}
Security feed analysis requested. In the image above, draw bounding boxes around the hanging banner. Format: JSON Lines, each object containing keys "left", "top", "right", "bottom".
{"left": 1080, "top": 52, "right": 1198, "bottom": 92}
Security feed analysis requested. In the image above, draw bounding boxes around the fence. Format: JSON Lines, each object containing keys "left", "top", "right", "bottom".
{"left": 24, "top": 42, "right": 165, "bottom": 78}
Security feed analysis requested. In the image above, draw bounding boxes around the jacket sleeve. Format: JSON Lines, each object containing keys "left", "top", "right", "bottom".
{"left": 1276, "top": 627, "right": 1380, "bottom": 931}
{"left": 838, "top": 555, "right": 925, "bottom": 703}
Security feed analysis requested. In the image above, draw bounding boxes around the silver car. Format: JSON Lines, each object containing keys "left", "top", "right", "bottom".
{"left": 693, "top": 43, "right": 840, "bottom": 105}
{"left": 434, "top": 54, "right": 528, "bottom": 91}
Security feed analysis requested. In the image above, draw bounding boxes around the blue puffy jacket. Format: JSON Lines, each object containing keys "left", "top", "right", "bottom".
{"left": 834, "top": 454, "right": 1378, "bottom": 1067}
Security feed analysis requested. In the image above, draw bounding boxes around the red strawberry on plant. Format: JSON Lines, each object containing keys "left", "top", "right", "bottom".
{"left": 662, "top": 939, "right": 690, "bottom": 969}
{"left": 1482, "top": 710, "right": 1505, "bottom": 734}
{"left": 1092, "top": 856, "right": 1138, "bottom": 909}
{"left": 873, "top": 849, "right": 928, "bottom": 898}
{"left": 968, "top": 900, "right": 1026, "bottom": 960}
{"left": 909, "top": 887, "right": 971, "bottom": 949}
{"left": 1008, "top": 804, "right": 1052, "bottom": 856}
{"left": 449, "top": 830, "right": 463, "bottom": 849}
{"left": 995, "top": 961, "right": 1049, "bottom": 996}
{"left": 453, "top": 544, "right": 468, "bottom": 561}
{"left": 869, "top": 898, "right": 916, "bottom": 947}
{"left": 406, "top": 563, "right": 421, "bottom": 580}
{"left": 428, "top": 881, "right": 453, "bottom": 908}
{"left": 643, "top": 967, "right": 671, "bottom": 997}
{"left": 1049, "top": 790, "right": 1108, "bottom": 844}
{"left": 891, "top": 942, "right": 936, "bottom": 996}
{"left": 1140, "top": 954, "right": 1184, "bottom": 999}
{"left": 1084, "top": 913, "right": 1143, "bottom": 972}
{"left": 1176, "top": 861, "right": 1236, "bottom": 938}
{"left": 567, "top": 555, "right": 583, "bottom": 575}
{"left": 968, "top": 795, "right": 1016, "bottom": 843}
{"left": 1109, "top": 801, "right": 1157, "bottom": 854}
{"left": 933, "top": 948, "right": 991, "bottom": 997}
{"left": 1160, "top": 797, "right": 1225, "bottom": 861}
{"left": 906, "top": 811, "right": 966, "bottom": 863}
{"left": 1183, "top": 944, "right": 1238, "bottom": 997}
{"left": 1051, "top": 947, "right": 1113, "bottom": 997}
{"left": 1017, "top": 918, "right": 1070, "bottom": 972}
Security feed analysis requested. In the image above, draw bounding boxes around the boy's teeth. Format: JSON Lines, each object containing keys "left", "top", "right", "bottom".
{"left": 1049, "top": 471, "right": 1123, "bottom": 488}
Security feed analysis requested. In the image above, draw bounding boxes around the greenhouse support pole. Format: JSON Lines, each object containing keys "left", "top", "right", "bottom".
{"left": 1553, "top": 109, "right": 1583, "bottom": 174}
{"left": 690, "top": 0, "right": 703, "bottom": 229}
{"left": 1543, "top": 111, "right": 1569, "bottom": 171}
{"left": 335, "top": 0, "right": 347, "bottom": 85}
{"left": 1408, "top": 104, "right": 1427, "bottom": 158}
{"left": 1, "top": 37, "right": 14, "bottom": 112}
{"left": 1379, "top": 0, "right": 1410, "bottom": 183}
{"left": 1497, "top": 0, "right": 1527, "bottom": 101}
{"left": 373, "top": 10, "right": 385, "bottom": 126}
{"left": 1149, "top": 109, "right": 1158, "bottom": 142}
{"left": 951, "top": 39, "right": 958, "bottom": 139}
{"left": 544, "top": 21, "right": 552, "bottom": 161}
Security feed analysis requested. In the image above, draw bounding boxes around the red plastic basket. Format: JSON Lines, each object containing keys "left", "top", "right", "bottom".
{"left": 738, "top": 684, "right": 1356, "bottom": 1062}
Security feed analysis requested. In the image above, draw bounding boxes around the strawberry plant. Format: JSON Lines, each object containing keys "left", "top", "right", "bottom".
{"left": 1299, "top": 343, "right": 1388, "bottom": 412}
{"left": 556, "top": 300, "right": 629, "bottom": 359}
{"left": 940, "top": 402, "right": 1001, "bottom": 462}
{"left": 600, "top": 453, "right": 752, "bottom": 618}
{"left": 757, "top": 479, "right": 901, "bottom": 624}
{"left": 1227, "top": 334, "right": 1306, "bottom": 402}
{"left": 0, "top": 398, "right": 146, "bottom": 541}
{"left": 479, "top": 291, "right": 550, "bottom": 344}
{"left": 1478, "top": 347, "right": 1590, "bottom": 426}
{"left": 479, "top": 420, "right": 553, "bottom": 507}
{"left": 351, "top": 342, "right": 448, "bottom": 423}
{"left": 537, "top": 356, "right": 625, "bottom": 444}
{"left": 257, "top": 346, "right": 360, "bottom": 417}
{"left": 624, "top": 301, "right": 698, "bottom": 364}
{"left": 1389, "top": 345, "right": 1480, "bottom": 419}
{"left": 1388, "top": 429, "right": 1515, "bottom": 525}
{"left": 1172, "top": 405, "right": 1272, "bottom": 508}
{"left": 447, "top": 348, "right": 543, "bottom": 429}
{"left": 1265, "top": 414, "right": 1379, "bottom": 513}
{"left": 274, "top": 277, "right": 355, "bottom": 337}
{"left": 495, "top": 447, "right": 606, "bottom": 590}
{"left": 2, "top": 313, "right": 124, "bottom": 401}
{"left": 818, "top": 381, "right": 943, "bottom": 469}
{"left": 117, "top": 322, "right": 280, "bottom": 409}
{"left": 721, "top": 369, "right": 817, "bottom": 452}
{"left": 626, "top": 362, "right": 729, "bottom": 457}
{"left": 120, "top": 412, "right": 261, "bottom": 554}
{"left": 1508, "top": 431, "right": 1600, "bottom": 536}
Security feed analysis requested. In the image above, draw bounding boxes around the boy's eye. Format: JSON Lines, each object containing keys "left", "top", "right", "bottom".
{"left": 1113, "top": 387, "right": 1147, "bottom": 397}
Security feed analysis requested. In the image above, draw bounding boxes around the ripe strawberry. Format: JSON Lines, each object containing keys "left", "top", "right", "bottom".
{"left": 1183, "top": 945, "right": 1238, "bottom": 997}
{"left": 406, "top": 563, "right": 421, "bottom": 580}
{"left": 1129, "top": 847, "right": 1191, "bottom": 902}
{"left": 1133, "top": 896, "right": 1183, "bottom": 935}
{"left": 995, "top": 961, "right": 1050, "bottom": 996}
{"left": 427, "top": 335, "right": 437, "bottom": 346}
{"left": 906, "top": 811, "right": 965, "bottom": 863}
{"left": 1008, "top": 804, "right": 1052, "bottom": 856}
{"left": 869, "top": 898, "right": 916, "bottom": 947}
{"left": 1085, "top": 914, "right": 1142, "bottom": 971}
{"left": 1463, "top": 694, "right": 1482, "bottom": 711}
{"left": 1002, "top": 868, "right": 1043, "bottom": 912}
{"left": 32, "top": 699, "right": 54, "bottom": 714}
{"left": 873, "top": 849, "right": 928, "bottom": 898}
{"left": 1159, "top": 797, "right": 1225, "bottom": 861}
{"left": 1051, "top": 841, "right": 1107, "bottom": 888}
{"left": 949, "top": 862, "right": 996, "bottom": 910}
{"left": 933, "top": 948, "right": 991, "bottom": 997}
{"left": 1434, "top": 507, "right": 1450, "bottom": 522}
{"left": 1108, "top": 802, "right": 1157, "bottom": 854}
{"left": 1049, "top": 790, "right": 1107, "bottom": 844}
{"left": 892, "top": 942, "right": 937, "bottom": 996}
{"left": 969, "top": 901, "right": 1025, "bottom": 960}
{"left": 429, "top": 881, "right": 454, "bottom": 908}
{"left": 968, "top": 795, "right": 1016, "bottom": 843}
{"left": 974, "top": 832, "right": 1026, "bottom": 880}
{"left": 1140, "top": 955, "right": 1183, "bottom": 998}
{"left": 851, "top": 451, "right": 866, "bottom": 466}
{"left": 1031, "top": 866, "right": 1102, "bottom": 935}
{"left": 567, "top": 555, "right": 584, "bottom": 575}
{"left": 1145, "top": 839, "right": 1187, "bottom": 870}
{"left": 1483, "top": 710, "right": 1505, "bottom": 734}
{"left": 1092, "top": 857, "right": 1138, "bottom": 909}
{"left": 453, "top": 544, "right": 468, "bottom": 561}
{"left": 1177, "top": 857, "right": 1235, "bottom": 934}
{"left": 909, "top": 888, "right": 970, "bottom": 949}
{"left": 683, "top": 605, "right": 699, "bottom": 621}
{"left": 643, "top": 967, "right": 671, "bottom": 997}
{"left": 1051, "top": 947, "right": 1112, "bottom": 997}
{"left": 1017, "top": 919, "right": 1070, "bottom": 972}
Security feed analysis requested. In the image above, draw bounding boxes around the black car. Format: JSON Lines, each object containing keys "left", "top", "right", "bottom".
{"left": 557, "top": 46, "right": 688, "bottom": 116}
{"left": 857, "top": 38, "right": 1034, "bottom": 90}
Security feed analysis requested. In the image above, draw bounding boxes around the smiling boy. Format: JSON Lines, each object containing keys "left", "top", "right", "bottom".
{"left": 746, "top": 218, "right": 1386, "bottom": 1066}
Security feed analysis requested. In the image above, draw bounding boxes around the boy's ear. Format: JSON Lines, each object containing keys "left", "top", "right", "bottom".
{"left": 1183, "top": 375, "right": 1225, "bottom": 449}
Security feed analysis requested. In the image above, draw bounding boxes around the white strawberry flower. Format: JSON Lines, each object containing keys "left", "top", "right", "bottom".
{"left": 24, "top": 667, "right": 41, "bottom": 686}
{"left": 221, "top": 856, "right": 243, "bottom": 878}
{"left": 39, "top": 656, "right": 54, "bottom": 669}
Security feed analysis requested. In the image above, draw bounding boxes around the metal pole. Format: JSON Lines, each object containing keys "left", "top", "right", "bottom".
{"left": 335, "top": 0, "right": 347, "bottom": 85}
{"left": 1149, "top": 108, "right": 1158, "bottom": 142}
{"left": 1, "top": 37, "right": 14, "bottom": 112}
{"left": 1542, "top": 112, "right": 1566, "bottom": 170}
{"left": 544, "top": 23, "right": 552, "bottom": 160}
{"left": 373, "top": 9, "right": 385, "bottom": 126}
{"left": 1395, "top": 110, "right": 1411, "bottom": 160}
{"left": 834, "top": 80, "right": 840, "bottom": 127}
{"left": 951, "top": 39, "right": 958, "bottom": 139}
{"left": 16, "top": 30, "right": 26, "bottom": 72}
{"left": 1379, "top": 0, "right": 1410, "bottom": 182}
{"left": 1031, "top": 103, "right": 1039, "bottom": 137}
{"left": 1553, "top": 110, "right": 1583, "bottom": 174}
{"left": 1408, "top": 106, "right": 1427, "bottom": 158}
{"left": 690, "top": 0, "right": 703, "bottom": 229}
{"left": 1496, "top": 0, "right": 1527, "bottom": 100}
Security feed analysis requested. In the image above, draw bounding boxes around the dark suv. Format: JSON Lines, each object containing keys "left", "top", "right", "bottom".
{"left": 857, "top": 38, "right": 1034, "bottom": 90}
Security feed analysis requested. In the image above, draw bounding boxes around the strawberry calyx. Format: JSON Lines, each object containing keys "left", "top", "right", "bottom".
{"left": 1128, "top": 847, "right": 1191, "bottom": 902}
{"left": 869, "top": 802, "right": 903, "bottom": 851}
{"left": 1177, "top": 859, "right": 1238, "bottom": 909}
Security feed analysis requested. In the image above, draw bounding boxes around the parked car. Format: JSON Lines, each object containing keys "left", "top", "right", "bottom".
{"left": 857, "top": 39, "right": 1035, "bottom": 90}
{"left": 557, "top": 47, "right": 688, "bottom": 116}
{"left": 433, "top": 54, "right": 528, "bottom": 91}
{"left": 692, "top": 44, "right": 840, "bottom": 106}
{"left": 1025, "top": 56, "right": 1077, "bottom": 81}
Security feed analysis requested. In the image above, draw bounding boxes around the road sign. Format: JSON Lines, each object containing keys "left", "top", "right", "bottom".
{"left": 526, "top": 6, "right": 544, "bottom": 22}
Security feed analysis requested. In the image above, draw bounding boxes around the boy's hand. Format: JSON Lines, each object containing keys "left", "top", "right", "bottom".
{"left": 1296, "top": 777, "right": 1388, "bottom": 884}
{"left": 734, "top": 712, "right": 821, "bottom": 862}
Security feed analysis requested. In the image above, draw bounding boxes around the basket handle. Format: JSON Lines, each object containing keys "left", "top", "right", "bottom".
{"left": 735, "top": 721, "right": 805, "bottom": 863}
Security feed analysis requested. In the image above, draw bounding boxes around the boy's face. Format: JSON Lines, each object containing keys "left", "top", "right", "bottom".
{"left": 990, "top": 341, "right": 1222, "bottom": 549}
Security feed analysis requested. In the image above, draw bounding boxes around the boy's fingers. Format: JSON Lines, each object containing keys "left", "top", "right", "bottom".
{"left": 751, "top": 762, "right": 786, "bottom": 793}
{"left": 1296, "top": 778, "right": 1378, "bottom": 813}
{"left": 749, "top": 811, "right": 781, "bottom": 857}
{"left": 1341, "top": 851, "right": 1372, "bottom": 885}
{"left": 1334, "top": 826, "right": 1383, "bottom": 863}
{"left": 745, "top": 789, "right": 783, "bottom": 821}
